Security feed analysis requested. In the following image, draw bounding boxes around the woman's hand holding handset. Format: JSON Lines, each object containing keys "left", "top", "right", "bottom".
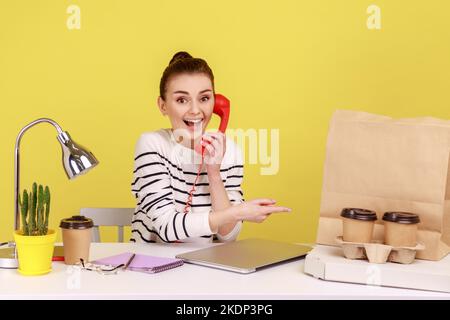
{"left": 201, "top": 132, "right": 226, "bottom": 170}
{"left": 208, "top": 198, "right": 291, "bottom": 233}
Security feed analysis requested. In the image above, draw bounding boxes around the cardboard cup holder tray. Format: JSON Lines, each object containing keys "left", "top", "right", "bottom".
{"left": 335, "top": 236, "right": 425, "bottom": 264}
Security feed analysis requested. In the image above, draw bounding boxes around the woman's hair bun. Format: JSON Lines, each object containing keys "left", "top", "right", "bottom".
{"left": 169, "top": 51, "right": 193, "bottom": 65}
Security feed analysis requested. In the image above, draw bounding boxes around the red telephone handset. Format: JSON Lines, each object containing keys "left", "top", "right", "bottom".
{"left": 185, "top": 94, "right": 231, "bottom": 214}
{"left": 212, "top": 93, "right": 230, "bottom": 134}
{"left": 195, "top": 93, "right": 230, "bottom": 154}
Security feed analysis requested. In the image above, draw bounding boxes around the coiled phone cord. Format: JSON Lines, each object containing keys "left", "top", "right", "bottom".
{"left": 183, "top": 146, "right": 205, "bottom": 214}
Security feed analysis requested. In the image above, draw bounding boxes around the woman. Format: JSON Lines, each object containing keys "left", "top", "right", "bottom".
{"left": 130, "top": 51, "right": 291, "bottom": 243}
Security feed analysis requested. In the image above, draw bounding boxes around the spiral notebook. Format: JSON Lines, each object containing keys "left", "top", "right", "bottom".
{"left": 92, "top": 252, "right": 184, "bottom": 273}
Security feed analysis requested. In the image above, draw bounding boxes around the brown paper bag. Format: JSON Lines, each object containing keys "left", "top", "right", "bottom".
{"left": 317, "top": 110, "right": 450, "bottom": 260}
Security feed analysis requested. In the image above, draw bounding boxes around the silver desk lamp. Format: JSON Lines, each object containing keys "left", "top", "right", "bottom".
{"left": 0, "top": 118, "right": 99, "bottom": 269}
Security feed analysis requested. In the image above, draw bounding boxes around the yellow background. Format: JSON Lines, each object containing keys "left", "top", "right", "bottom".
{"left": 1, "top": 1, "right": 449, "bottom": 243}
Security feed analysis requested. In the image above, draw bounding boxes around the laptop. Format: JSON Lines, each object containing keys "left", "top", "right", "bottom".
{"left": 175, "top": 238, "right": 312, "bottom": 274}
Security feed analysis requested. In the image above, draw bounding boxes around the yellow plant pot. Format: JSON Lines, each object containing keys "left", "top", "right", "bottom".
{"left": 13, "top": 229, "right": 56, "bottom": 276}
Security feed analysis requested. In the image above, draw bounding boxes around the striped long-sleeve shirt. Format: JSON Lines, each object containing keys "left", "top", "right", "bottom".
{"left": 130, "top": 128, "right": 244, "bottom": 244}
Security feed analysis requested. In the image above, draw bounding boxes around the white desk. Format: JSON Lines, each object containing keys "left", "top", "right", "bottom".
{"left": 1, "top": 243, "right": 449, "bottom": 300}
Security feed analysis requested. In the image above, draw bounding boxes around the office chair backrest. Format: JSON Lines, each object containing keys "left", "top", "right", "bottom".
{"left": 80, "top": 207, "right": 134, "bottom": 242}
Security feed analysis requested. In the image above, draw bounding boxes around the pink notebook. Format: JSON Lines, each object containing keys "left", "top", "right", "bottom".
{"left": 92, "top": 252, "right": 184, "bottom": 273}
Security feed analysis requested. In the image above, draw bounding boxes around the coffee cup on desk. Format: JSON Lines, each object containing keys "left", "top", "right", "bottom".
{"left": 382, "top": 212, "right": 420, "bottom": 247}
{"left": 340, "top": 208, "right": 377, "bottom": 243}
{"left": 60, "top": 215, "right": 94, "bottom": 265}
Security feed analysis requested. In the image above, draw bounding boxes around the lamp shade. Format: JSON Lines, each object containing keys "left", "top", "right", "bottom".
{"left": 57, "top": 131, "right": 99, "bottom": 179}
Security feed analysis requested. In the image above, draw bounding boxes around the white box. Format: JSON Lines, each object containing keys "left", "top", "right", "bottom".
{"left": 304, "top": 245, "right": 450, "bottom": 293}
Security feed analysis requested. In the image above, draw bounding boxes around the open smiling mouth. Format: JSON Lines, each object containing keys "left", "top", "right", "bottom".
{"left": 183, "top": 119, "right": 203, "bottom": 128}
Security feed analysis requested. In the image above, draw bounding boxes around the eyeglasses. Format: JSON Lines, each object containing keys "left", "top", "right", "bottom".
{"left": 74, "top": 258, "right": 124, "bottom": 275}
{"left": 0, "top": 241, "right": 15, "bottom": 248}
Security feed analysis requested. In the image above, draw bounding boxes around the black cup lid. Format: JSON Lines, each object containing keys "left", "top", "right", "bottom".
{"left": 340, "top": 208, "right": 377, "bottom": 221}
{"left": 382, "top": 212, "right": 420, "bottom": 224}
{"left": 60, "top": 215, "right": 93, "bottom": 229}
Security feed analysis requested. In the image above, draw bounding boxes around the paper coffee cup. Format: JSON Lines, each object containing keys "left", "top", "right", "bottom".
{"left": 382, "top": 212, "right": 420, "bottom": 247}
{"left": 60, "top": 215, "right": 94, "bottom": 265}
{"left": 341, "top": 208, "right": 377, "bottom": 243}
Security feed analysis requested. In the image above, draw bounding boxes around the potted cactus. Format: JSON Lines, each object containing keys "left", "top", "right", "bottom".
{"left": 13, "top": 182, "right": 56, "bottom": 275}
